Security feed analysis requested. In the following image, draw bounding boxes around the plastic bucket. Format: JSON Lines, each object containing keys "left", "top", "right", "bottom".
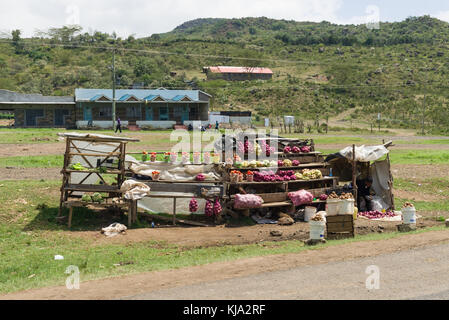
{"left": 309, "top": 220, "right": 326, "bottom": 240}
{"left": 304, "top": 206, "right": 317, "bottom": 222}
{"left": 326, "top": 199, "right": 340, "bottom": 216}
{"left": 402, "top": 207, "right": 416, "bottom": 224}
{"left": 340, "top": 199, "right": 355, "bottom": 215}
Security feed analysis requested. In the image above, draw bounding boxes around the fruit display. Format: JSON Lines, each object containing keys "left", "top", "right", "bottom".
{"left": 205, "top": 200, "right": 214, "bottom": 217}
{"left": 181, "top": 152, "right": 189, "bottom": 164}
{"left": 189, "top": 197, "right": 198, "bottom": 213}
{"left": 142, "top": 151, "right": 149, "bottom": 162}
{"left": 295, "top": 169, "right": 322, "bottom": 180}
{"left": 259, "top": 140, "right": 275, "bottom": 156}
{"left": 328, "top": 191, "right": 339, "bottom": 199}
{"left": 196, "top": 174, "right": 205, "bottom": 182}
{"left": 292, "top": 160, "right": 300, "bottom": 166}
{"left": 339, "top": 192, "right": 354, "bottom": 200}
{"left": 81, "top": 194, "right": 92, "bottom": 202}
{"left": 291, "top": 146, "right": 301, "bottom": 153}
{"left": 230, "top": 170, "right": 243, "bottom": 183}
{"left": 301, "top": 146, "right": 311, "bottom": 153}
{"left": 152, "top": 170, "right": 160, "bottom": 181}
{"left": 203, "top": 152, "right": 211, "bottom": 164}
{"left": 246, "top": 171, "right": 254, "bottom": 182}
{"left": 283, "top": 159, "right": 293, "bottom": 167}
{"left": 402, "top": 202, "right": 415, "bottom": 208}
{"left": 150, "top": 152, "right": 157, "bottom": 162}
{"left": 92, "top": 192, "right": 103, "bottom": 203}
{"left": 310, "top": 213, "right": 325, "bottom": 221}
{"left": 213, "top": 198, "right": 222, "bottom": 216}
{"left": 319, "top": 194, "right": 328, "bottom": 201}
{"left": 193, "top": 152, "right": 201, "bottom": 164}
{"left": 288, "top": 189, "right": 314, "bottom": 206}
{"left": 284, "top": 145, "right": 311, "bottom": 154}
{"left": 234, "top": 194, "right": 264, "bottom": 209}
{"left": 238, "top": 160, "right": 277, "bottom": 168}
{"left": 163, "top": 152, "right": 170, "bottom": 162}
{"left": 70, "top": 162, "right": 87, "bottom": 171}
{"left": 358, "top": 210, "right": 396, "bottom": 219}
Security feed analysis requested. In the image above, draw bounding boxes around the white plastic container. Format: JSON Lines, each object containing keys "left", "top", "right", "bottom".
{"left": 340, "top": 199, "right": 355, "bottom": 215}
{"left": 326, "top": 199, "right": 340, "bottom": 216}
{"left": 402, "top": 207, "right": 416, "bottom": 225}
{"left": 304, "top": 206, "right": 317, "bottom": 222}
{"left": 309, "top": 220, "right": 326, "bottom": 240}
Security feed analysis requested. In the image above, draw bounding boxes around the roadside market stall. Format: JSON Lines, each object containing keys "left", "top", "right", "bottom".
{"left": 57, "top": 133, "right": 140, "bottom": 228}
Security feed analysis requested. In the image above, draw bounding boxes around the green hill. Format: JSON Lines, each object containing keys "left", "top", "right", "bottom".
{"left": 0, "top": 16, "right": 449, "bottom": 133}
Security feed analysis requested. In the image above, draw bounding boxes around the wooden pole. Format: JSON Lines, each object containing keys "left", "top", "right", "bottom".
{"left": 352, "top": 144, "right": 358, "bottom": 207}
{"left": 173, "top": 197, "right": 177, "bottom": 225}
{"left": 383, "top": 139, "right": 395, "bottom": 210}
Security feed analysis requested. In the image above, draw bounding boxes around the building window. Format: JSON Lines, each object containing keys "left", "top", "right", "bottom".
{"left": 25, "top": 109, "right": 44, "bottom": 127}
{"left": 159, "top": 106, "right": 168, "bottom": 120}
{"left": 126, "top": 105, "right": 141, "bottom": 118}
{"left": 99, "top": 106, "right": 112, "bottom": 117}
{"left": 54, "top": 109, "right": 70, "bottom": 126}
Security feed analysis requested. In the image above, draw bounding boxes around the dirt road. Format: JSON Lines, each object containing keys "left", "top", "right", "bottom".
{"left": 129, "top": 242, "right": 449, "bottom": 300}
{"left": 3, "top": 229, "right": 449, "bottom": 300}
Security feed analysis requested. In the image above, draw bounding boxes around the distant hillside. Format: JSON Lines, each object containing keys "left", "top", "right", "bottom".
{"left": 0, "top": 16, "right": 449, "bottom": 133}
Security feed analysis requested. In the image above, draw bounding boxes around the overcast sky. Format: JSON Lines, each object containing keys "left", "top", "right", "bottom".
{"left": 1, "top": 0, "right": 449, "bottom": 38}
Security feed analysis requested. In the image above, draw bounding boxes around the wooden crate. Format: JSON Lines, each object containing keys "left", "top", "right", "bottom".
{"left": 326, "top": 215, "right": 354, "bottom": 239}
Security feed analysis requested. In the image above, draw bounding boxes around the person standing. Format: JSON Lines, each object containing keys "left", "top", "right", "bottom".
{"left": 115, "top": 117, "right": 122, "bottom": 133}
{"left": 215, "top": 120, "right": 219, "bottom": 131}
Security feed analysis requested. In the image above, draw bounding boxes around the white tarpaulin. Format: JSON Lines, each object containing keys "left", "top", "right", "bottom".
{"left": 370, "top": 159, "right": 393, "bottom": 209}
{"left": 126, "top": 157, "right": 220, "bottom": 181}
{"left": 339, "top": 145, "right": 389, "bottom": 162}
{"left": 120, "top": 180, "right": 151, "bottom": 200}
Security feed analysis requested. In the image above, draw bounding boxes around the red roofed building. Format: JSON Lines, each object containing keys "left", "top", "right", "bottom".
{"left": 203, "top": 66, "right": 273, "bottom": 81}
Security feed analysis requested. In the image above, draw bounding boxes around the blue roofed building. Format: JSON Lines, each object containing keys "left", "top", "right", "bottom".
{"left": 75, "top": 88, "right": 211, "bottom": 129}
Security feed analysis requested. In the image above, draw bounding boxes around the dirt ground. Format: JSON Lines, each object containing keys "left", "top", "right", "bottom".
{"left": 0, "top": 167, "right": 61, "bottom": 180}
{"left": 391, "top": 164, "right": 449, "bottom": 181}
{"left": 4, "top": 229, "right": 449, "bottom": 300}
{"left": 68, "top": 210, "right": 446, "bottom": 249}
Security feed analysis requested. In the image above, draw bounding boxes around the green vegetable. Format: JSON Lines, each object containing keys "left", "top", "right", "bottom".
{"left": 81, "top": 194, "right": 92, "bottom": 202}
{"left": 99, "top": 166, "right": 108, "bottom": 173}
{"left": 70, "top": 162, "right": 87, "bottom": 171}
{"left": 92, "top": 192, "right": 103, "bottom": 203}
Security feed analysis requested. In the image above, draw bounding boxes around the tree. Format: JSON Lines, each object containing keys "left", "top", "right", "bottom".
{"left": 11, "top": 29, "right": 24, "bottom": 53}
{"left": 47, "top": 25, "right": 82, "bottom": 42}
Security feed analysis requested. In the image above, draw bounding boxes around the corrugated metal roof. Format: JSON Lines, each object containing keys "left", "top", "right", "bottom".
{"left": 0, "top": 89, "right": 74, "bottom": 103}
{"left": 207, "top": 66, "right": 273, "bottom": 74}
{"left": 75, "top": 88, "right": 210, "bottom": 102}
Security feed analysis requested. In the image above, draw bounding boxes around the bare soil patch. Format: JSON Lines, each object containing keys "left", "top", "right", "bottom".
{"left": 393, "top": 189, "right": 447, "bottom": 201}
{"left": 4, "top": 229, "right": 449, "bottom": 300}
{"left": 68, "top": 210, "right": 446, "bottom": 249}
{"left": 0, "top": 167, "right": 61, "bottom": 180}
{"left": 0, "top": 143, "right": 65, "bottom": 157}
{"left": 391, "top": 164, "right": 449, "bottom": 180}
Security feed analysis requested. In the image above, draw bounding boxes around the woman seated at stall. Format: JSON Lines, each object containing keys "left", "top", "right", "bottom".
{"left": 357, "top": 177, "right": 376, "bottom": 211}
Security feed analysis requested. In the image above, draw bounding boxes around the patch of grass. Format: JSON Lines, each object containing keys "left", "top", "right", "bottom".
{"left": 395, "top": 197, "right": 449, "bottom": 211}
{"left": 1, "top": 220, "right": 446, "bottom": 294}
{"left": 395, "top": 177, "right": 449, "bottom": 197}
{"left": 0, "top": 155, "right": 63, "bottom": 168}
{"left": 386, "top": 149, "right": 449, "bottom": 164}
{"left": 395, "top": 139, "right": 449, "bottom": 145}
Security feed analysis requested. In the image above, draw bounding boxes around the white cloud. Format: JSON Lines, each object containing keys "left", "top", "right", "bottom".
{"left": 0, "top": 0, "right": 344, "bottom": 38}
{"left": 435, "top": 10, "right": 449, "bottom": 22}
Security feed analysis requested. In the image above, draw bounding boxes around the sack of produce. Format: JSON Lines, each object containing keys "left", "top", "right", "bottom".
{"left": 234, "top": 194, "right": 264, "bottom": 209}
{"left": 288, "top": 189, "right": 314, "bottom": 206}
